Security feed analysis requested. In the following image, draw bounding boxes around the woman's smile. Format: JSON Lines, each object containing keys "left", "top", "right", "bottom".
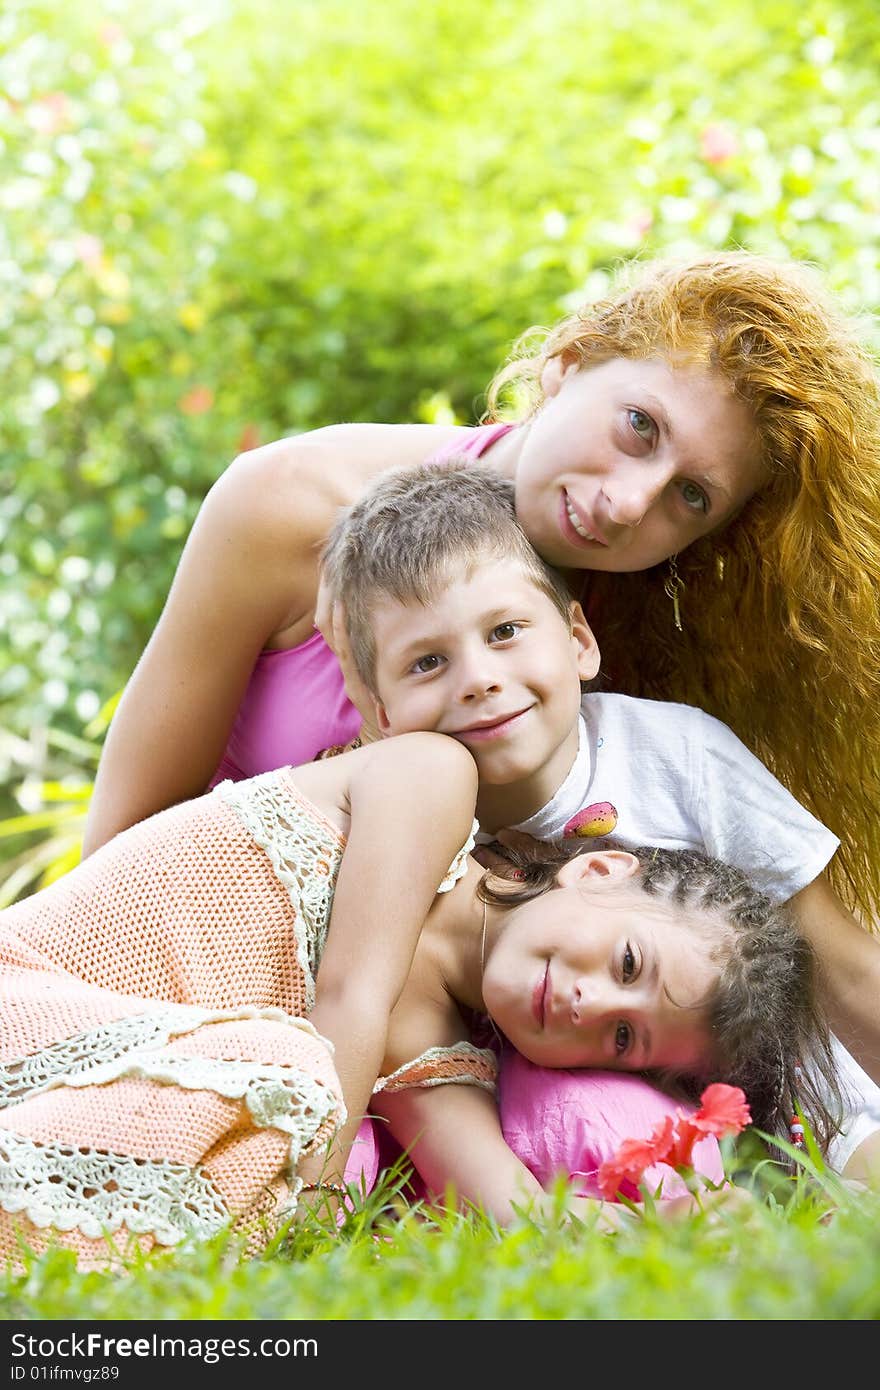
{"left": 560, "top": 489, "right": 607, "bottom": 547}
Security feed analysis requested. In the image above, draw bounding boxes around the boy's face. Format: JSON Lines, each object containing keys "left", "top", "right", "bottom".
{"left": 482, "top": 850, "right": 717, "bottom": 1073}
{"left": 370, "top": 556, "right": 599, "bottom": 823}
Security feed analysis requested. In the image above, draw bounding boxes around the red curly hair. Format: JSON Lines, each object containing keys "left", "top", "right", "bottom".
{"left": 486, "top": 253, "right": 880, "bottom": 923}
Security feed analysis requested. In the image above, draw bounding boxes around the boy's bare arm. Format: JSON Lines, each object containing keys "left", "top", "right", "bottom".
{"left": 790, "top": 872, "right": 880, "bottom": 1084}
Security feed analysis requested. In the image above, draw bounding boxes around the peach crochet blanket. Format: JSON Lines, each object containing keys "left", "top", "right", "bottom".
{"left": 0, "top": 770, "right": 495, "bottom": 1269}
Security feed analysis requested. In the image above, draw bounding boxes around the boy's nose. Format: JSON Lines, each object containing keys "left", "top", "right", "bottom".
{"left": 460, "top": 674, "right": 502, "bottom": 702}
{"left": 457, "top": 655, "right": 502, "bottom": 702}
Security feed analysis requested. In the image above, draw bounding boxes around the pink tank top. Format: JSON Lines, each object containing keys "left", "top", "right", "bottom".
{"left": 211, "top": 422, "right": 517, "bottom": 784}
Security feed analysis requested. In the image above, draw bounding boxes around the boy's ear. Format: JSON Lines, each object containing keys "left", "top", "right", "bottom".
{"left": 556, "top": 849, "right": 640, "bottom": 888}
{"left": 375, "top": 700, "right": 393, "bottom": 736}
{"left": 569, "top": 601, "right": 600, "bottom": 681}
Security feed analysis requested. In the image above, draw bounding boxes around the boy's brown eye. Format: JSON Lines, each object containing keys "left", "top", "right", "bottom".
{"left": 411, "top": 654, "right": 443, "bottom": 674}
{"left": 490, "top": 622, "right": 520, "bottom": 642}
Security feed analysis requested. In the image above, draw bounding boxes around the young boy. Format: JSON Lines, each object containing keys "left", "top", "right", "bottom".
{"left": 321, "top": 459, "right": 880, "bottom": 1185}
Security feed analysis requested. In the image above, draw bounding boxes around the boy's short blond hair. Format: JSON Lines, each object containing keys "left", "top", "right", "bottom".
{"left": 321, "top": 459, "right": 575, "bottom": 692}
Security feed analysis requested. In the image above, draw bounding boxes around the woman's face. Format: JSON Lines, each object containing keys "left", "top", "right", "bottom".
{"left": 509, "top": 356, "right": 764, "bottom": 572}
{"left": 481, "top": 851, "right": 718, "bottom": 1074}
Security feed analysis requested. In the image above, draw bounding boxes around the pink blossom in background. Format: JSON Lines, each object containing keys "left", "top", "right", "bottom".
{"left": 29, "top": 92, "right": 71, "bottom": 135}
{"left": 237, "top": 424, "right": 261, "bottom": 453}
{"left": 74, "top": 235, "right": 104, "bottom": 269}
{"left": 179, "top": 386, "right": 215, "bottom": 417}
{"left": 700, "top": 123, "right": 739, "bottom": 165}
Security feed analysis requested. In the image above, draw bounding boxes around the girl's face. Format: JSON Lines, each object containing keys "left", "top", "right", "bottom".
{"left": 509, "top": 356, "right": 764, "bottom": 572}
{"left": 482, "top": 851, "right": 718, "bottom": 1074}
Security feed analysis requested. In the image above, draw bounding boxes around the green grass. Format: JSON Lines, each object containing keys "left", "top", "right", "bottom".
{"left": 3, "top": 1159, "right": 880, "bottom": 1321}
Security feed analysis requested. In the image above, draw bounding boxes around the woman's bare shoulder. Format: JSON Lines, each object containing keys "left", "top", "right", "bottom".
{"left": 219, "top": 421, "right": 471, "bottom": 510}
{"left": 189, "top": 423, "right": 473, "bottom": 644}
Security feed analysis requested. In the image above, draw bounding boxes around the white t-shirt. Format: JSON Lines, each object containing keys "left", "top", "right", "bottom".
{"left": 510, "top": 693, "right": 839, "bottom": 902}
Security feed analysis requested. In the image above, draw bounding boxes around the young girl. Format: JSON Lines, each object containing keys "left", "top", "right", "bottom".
{"left": 0, "top": 735, "right": 839, "bottom": 1269}
{"left": 81, "top": 252, "right": 880, "bottom": 938}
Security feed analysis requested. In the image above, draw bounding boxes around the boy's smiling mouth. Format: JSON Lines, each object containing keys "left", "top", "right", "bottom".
{"left": 449, "top": 706, "right": 533, "bottom": 741}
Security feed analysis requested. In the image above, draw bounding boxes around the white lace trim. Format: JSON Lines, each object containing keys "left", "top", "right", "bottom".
{"left": 0, "top": 1007, "right": 345, "bottom": 1245}
{"left": 58, "top": 1053, "right": 341, "bottom": 1158}
{"left": 436, "top": 819, "right": 479, "bottom": 893}
{"left": 216, "top": 773, "right": 344, "bottom": 1011}
{"left": 0, "top": 1129, "right": 228, "bottom": 1245}
{"left": 0, "top": 1004, "right": 331, "bottom": 1109}
{"left": 375, "top": 1042, "right": 497, "bottom": 1095}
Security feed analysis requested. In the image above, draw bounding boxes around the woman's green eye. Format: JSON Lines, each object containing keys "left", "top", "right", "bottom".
{"left": 628, "top": 408, "right": 655, "bottom": 439}
{"left": 681, "top": 481, "right": 709, "bottom": 513}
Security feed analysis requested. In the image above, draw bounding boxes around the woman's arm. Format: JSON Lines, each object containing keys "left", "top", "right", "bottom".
{"left": 303, "top": 733, "right": 479, "bottom": 1188}
{"left": 84, "top": 423, "right": 465, "bottom": 855}
{"left": 789, "top": 872, "right": 880, "bottom": 1084}
{"left": 83, "top": 438, "right": 332, "bottom": 853}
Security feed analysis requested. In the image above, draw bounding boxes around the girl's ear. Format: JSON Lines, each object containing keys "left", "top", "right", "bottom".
{"left": 375, "top": 701, "right": 393, "bottom": 736}
{"left": 555, "top": 849, "right": 641, "bottom": 887}
{"left": 540, "top": 354, "right": 579, "bottom": 399}
{"left": 569, "top": 601, "right": 600, "bottom": 681}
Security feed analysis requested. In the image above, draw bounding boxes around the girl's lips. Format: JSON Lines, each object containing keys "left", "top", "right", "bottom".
{"left": 532, "top": 962, "right": 550, "bottom": 1027}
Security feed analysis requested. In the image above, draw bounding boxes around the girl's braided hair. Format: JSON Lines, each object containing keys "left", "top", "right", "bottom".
{"left": 479, "top": 838, "right": 843, "bottom": 1162}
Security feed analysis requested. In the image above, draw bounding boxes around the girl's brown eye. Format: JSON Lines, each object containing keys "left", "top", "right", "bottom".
{"left": 615, "top": 1022, "right": 633, "bottom": 1055}
{"left": 622, "top": 943, "right": 636, "bottom": 982}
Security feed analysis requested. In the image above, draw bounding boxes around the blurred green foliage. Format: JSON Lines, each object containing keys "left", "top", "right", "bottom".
{"left": 2, "top": 0, "right": 880, "bottom": 866}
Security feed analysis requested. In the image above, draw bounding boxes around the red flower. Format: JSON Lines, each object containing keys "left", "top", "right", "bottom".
{"left": 597, "top": 1114, "right": 675, "bottom": 1200}
{"left": 597, "top": 1085, "right": 751, "bottom": 1203}
{"left": 690, "top": 1084, "right": 751, "bottom": 1138}
{"left": 666, "top": 1114, "right": 700, "bottom": 1170}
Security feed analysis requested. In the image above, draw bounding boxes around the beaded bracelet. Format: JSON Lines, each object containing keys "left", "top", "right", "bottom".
{"left": 300, "top": 1181, "right": 347, "bottom": 1196}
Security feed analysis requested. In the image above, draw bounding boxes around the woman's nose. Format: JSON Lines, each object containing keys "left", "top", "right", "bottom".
{"left": 601, "top": 465, "right": 670, "bottom": 527}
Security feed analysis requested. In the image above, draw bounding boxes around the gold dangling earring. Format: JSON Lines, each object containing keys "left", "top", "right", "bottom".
{"left": 664, "top": 554, "right": 684, "bottom": 633}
